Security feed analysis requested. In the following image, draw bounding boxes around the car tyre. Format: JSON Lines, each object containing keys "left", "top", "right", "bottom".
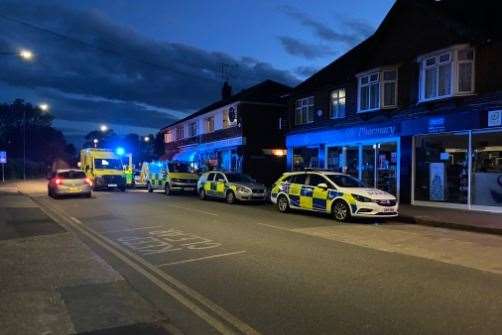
{"left": 332, "top": 200, "right": 351, "bottom": 222}
{"left": 226, "top": 191, "right": 236, "bottom": 204}
{"left": 164, "top": 183, "right": 171, "bottom": 196}
{"left": 86, "top": 192, "right": 92, "bottom": 198}
{"left": 276, "top": 195, "right": 289, "bottom": 213}
{"left": 119, "top": 185, "right": 126, "bottom": 192}
{"left": 147, "top": 182, "right": 153, "bottom": 193}
{"left": 199, "top": 189, "right": 206, "bottom": 200}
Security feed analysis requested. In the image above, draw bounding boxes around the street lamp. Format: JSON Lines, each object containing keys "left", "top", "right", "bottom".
{"left": 144, "top": 136, "right": 150, "bottom": 143}
{"left": 38, "top": 103, "right": 49, "bottom": 112}
{"left": 93, "top": 138, "right": 99, "bottom": 148}
{"left": 18, "top": 49, "right": 34, "bottom": 61}
{"left": 100, "top": 124, "right": 108, "bottom": 132}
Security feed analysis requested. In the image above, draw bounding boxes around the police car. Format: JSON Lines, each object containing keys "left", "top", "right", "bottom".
{"left": 197, "top": 171, "right": 267, "bottom": 204}
{"left": 270, "top": 171, "right": 398, "bottom": 221}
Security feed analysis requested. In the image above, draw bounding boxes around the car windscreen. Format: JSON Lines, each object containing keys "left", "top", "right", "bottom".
{"left": 327, "top": 174, "right": 365, "bottom": 188}
{"left": 226, "top": 173, "right": 255, "bottom": 183}
{"left": 168, "top": 162, "right": 190, "bottom": 173}
{"left": 57, "top": 171, "right": 86, "bottom": 179}
{"left": 94, "top": 158, "right": 122, "bottom": 170}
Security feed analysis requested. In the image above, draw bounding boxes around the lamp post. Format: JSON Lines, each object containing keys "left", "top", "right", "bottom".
{"left": 93, "top": 138, "right": 99, "bottom": 148}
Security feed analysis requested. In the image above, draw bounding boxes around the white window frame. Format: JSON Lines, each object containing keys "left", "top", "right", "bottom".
{"left": 205, "top": 116, "right": 215, "bottom": 133}
{"left": 330, "top": 88, "right": 346, "bottom": 119}
{"left": 295, "top": 96, "right": 315, "bottom": 125}
{"left": 418, "top": 44, "right": 475, "bottom": 103}
{"left": 188, "top": 121, "right": 197, "bottom": 137}
{"left": 357, "top": 67, "right": 398, "bottom": 113}
{"left": 176, "top": 126, "right": 184, "bottom": 140}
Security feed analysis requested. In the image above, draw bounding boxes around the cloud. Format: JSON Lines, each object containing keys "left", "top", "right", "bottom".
{"left": 279, "top": 5, "right": 374, "bottom": 46}
{"left": 0, "top": 1, "right": 300, "bottom": 138}
{"left": 278, "top": 36, "right": 335, "bottom": 59}
{"left": 294, "top": 66, "right": 319, "bottom": 78}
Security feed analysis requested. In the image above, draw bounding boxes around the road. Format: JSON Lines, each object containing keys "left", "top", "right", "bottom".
{"left": 25, "top": 183, "right": 502, "bottom": 335}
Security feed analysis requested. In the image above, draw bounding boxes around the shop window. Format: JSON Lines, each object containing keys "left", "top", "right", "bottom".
{"left": 293, "top": 147, "right": 319, "bottom": 171}
{"left": 330, "top": 89, "right": 346, "bottom": 119}
{"left": 327, "top": 147, "right": 344, "bottom": 172}
{"left": 418, "top": 46, "right": 474, "bottom": 102}
{"left": 471, "top": 131, "right": 502, "bottom": 207}
{"left": 414, "top": 133, "right": 469, "bottom": 204}
{"left": 295, "top": 96, "right": 314, "bottom": 125}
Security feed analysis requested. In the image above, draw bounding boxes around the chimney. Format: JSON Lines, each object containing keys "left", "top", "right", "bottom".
{"left": 221, "top": 81, "right": 232, "bottom": 100}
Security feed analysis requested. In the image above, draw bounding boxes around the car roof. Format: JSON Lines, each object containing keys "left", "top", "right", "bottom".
{"left": 56, "top": 169, "right": 83, "bottom": 173}
{"left": 283, "top": 170, "right": 346, "bottom": 176}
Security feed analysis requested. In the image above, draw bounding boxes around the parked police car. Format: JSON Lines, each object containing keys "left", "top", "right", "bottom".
{"left": 270, "top": 170, "right": 398, "bottom": 221}
{"left": 197, "top": 171, "right": 267, "bottom": 204}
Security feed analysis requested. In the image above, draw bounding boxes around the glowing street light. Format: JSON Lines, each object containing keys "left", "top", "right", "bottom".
{"left": 18, "top": 49, "right": 34, "bottom": 61}
{"left": 100, "top": 124, "right": 108, "bottom": 132}
{"left": 144, "top": 136, "right": 150, "bottom": 143}
{"left": 38, "top": 103, "right": 50, "bottom": 112}
{"left": 93, "top": 138, "right": 99, "bottom": 148}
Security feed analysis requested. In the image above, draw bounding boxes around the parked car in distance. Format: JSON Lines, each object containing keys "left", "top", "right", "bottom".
{"left": 198, "top": 171, "right": 267, "bottom": 204}
{"left": 270, "top": 171, "right": 398, "bottom": 221}
{"left": 48, "top": 169, "right": 93, "bottom": 199}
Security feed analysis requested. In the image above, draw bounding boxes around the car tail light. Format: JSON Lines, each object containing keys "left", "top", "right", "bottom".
{"left": 55, "top": 178, "right": 62, "bottom": 185}
{"left": 85, "top": 177, "right": 93, "bottom": 186}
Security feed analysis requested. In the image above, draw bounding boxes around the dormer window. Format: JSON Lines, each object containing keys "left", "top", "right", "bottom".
{"left": 418, "top": 45, "right": 474, "bottom": 102}
{"left": 357, "top": 68, "right": 397, "bottom": 113}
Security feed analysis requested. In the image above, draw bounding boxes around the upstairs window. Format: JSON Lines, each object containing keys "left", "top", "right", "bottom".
{"left": 358, "top": 68, "right": 397, "bottom": 113}
{"left": 205, "top": 116, "right": 215, "bottom": 133}
{"left": 164, "top": 130, "right": 173, "bottom": 143}
{"left": 188, "top": 122, "right": 197, "bottom": 137}
{"left": 419, "top": 46, "right": 474, "bottom": 102}
{"left": 176, "top": 126, "right": 184, "bottom": 140}
{"left": 330, "top": 88, "right": 346, "bottom": 119}
{"left": 295, "top": 96, "right": 314, "bottom": 125}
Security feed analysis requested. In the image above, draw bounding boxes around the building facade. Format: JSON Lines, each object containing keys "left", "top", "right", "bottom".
{"left": 162, "top": 80, "right": 291, "bottom": 185}
{"left": 286, "top": 0, "right": 502, "bottom": 212}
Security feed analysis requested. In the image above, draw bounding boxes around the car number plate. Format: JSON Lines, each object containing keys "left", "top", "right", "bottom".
{"left": 184, "top": 187, "right": 195, "bottom": 191}
{"left": 383, "top": 207, "right": 395, "bottom": 212}
{"left": 108, "top": 183, "right": 117, "bottom": 187}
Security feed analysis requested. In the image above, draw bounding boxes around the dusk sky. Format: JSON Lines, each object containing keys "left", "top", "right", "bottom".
{"left": 0, "top": 0, "right": 394, "bottom": 146}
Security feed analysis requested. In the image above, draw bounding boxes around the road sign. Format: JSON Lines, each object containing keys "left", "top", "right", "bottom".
{"left": 0, "top": 151, "right": 6, "bottom": 164}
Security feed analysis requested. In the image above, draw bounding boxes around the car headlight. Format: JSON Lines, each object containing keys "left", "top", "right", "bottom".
{"left": 237, "top": 186, "right": 251, "bottom": 193}
{"left": 351, "top": 194, "right": 373, "bottom": 202}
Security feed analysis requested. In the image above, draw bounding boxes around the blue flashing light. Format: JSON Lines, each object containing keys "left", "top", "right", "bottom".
{"left": 115, "top": 147, "right": 126, "bottom": 156}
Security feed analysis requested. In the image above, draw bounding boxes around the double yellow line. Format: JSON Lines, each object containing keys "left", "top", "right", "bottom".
{"left": 35, "top": 198, "right": 261, "bottom": 335}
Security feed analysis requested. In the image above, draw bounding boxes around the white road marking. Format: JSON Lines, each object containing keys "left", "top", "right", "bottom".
{"left": 102, "top": 225, "right": 165, "bottom": 234}
{"left": 167, "top": 204, "right": 219, "bottom": 216}
{"left": 158, "top": 251, "right": 247, "bottom": 267}
{"left": 255, "top": 222, "right": 293, "bottom": 232}
{"left": 35, "top": 201, "right": 260, "bottom": 335}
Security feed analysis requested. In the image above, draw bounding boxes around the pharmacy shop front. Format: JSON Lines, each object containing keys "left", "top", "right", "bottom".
{"left": 286, "top": 109, "right": 502, "bottom": 212}
{"left": 286, "top": 122, "right": 404, "bottom": 200}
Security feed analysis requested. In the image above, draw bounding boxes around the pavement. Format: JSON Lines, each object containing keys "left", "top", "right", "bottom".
{"left": 3, "top": 179, "right": 502, "bottom": 334}
{"left": 0, "top": 183, "right": 177, "bottom": 335}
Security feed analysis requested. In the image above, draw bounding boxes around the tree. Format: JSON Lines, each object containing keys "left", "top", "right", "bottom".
{"left": 0, "top": 99, "right": 75, "bottom": 178}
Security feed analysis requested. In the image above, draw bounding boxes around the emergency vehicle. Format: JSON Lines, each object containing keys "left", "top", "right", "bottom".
{"left": 270, "top": 170, "right": 398, "bottom": 221}
{"left": 80, "top": 148, "right": 126, "bottom": 191}
{"left": 197, "top": 171, "right": 267, "bottom": 204}
{"left": 141, "top": 160, "right": 198, "bottom": 195}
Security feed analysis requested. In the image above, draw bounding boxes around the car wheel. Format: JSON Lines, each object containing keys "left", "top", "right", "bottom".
{"left": 199, "top": 189, "right": 206, "bottom": 200}
{"left": 86, "top": 192, "right": 92, "bottom": 198}
{"left": 164, "top": 183, "right": 171, "bottom": 196}
{"left": 147, "top": 182, "right": 153, "bottom": 193}
{"left": 226, "top": 191, "right": 236, "bottom": 204}
{"left": 119, "top": 185, "right": 126, "bottom": 192}
{"left": 332, "top": 200, "right": 351, "bottom": 222}
{"left": 48, "top": 188, "right": 52, "bottom": 197}
{"left": 276, "top": 195, "right": 289, "bottom": 213}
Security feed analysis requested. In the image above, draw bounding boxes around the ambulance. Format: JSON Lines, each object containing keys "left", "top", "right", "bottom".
{"left": 142, "top": 160, "right": 198, "bottom": 195}
{"left": 270, "top": 170, "right": 398, "bottom": 221}
{"left": 80, "top": 148, "right": 126, "bottom": 191}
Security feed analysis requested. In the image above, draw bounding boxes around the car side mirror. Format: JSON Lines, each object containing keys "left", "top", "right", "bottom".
{"left": 317, "top": 183, "right": 328, "bottom": 190}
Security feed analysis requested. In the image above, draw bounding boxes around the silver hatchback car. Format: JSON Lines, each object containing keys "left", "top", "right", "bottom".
{"left": 48, "top": 169, "right": 92, "bottom": 198}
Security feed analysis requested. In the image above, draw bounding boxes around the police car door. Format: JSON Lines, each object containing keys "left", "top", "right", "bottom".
{"left": 287, "top": 174, "right": 307, "bottom": 209}
{"left": 308, "top": 174, "right": 329, "bottom": 212}
{"left": 204, "top": 173, "right": 216, "bottom": 196}
{"left": 214, "top": 173, "right": 227, "bottom": 198}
